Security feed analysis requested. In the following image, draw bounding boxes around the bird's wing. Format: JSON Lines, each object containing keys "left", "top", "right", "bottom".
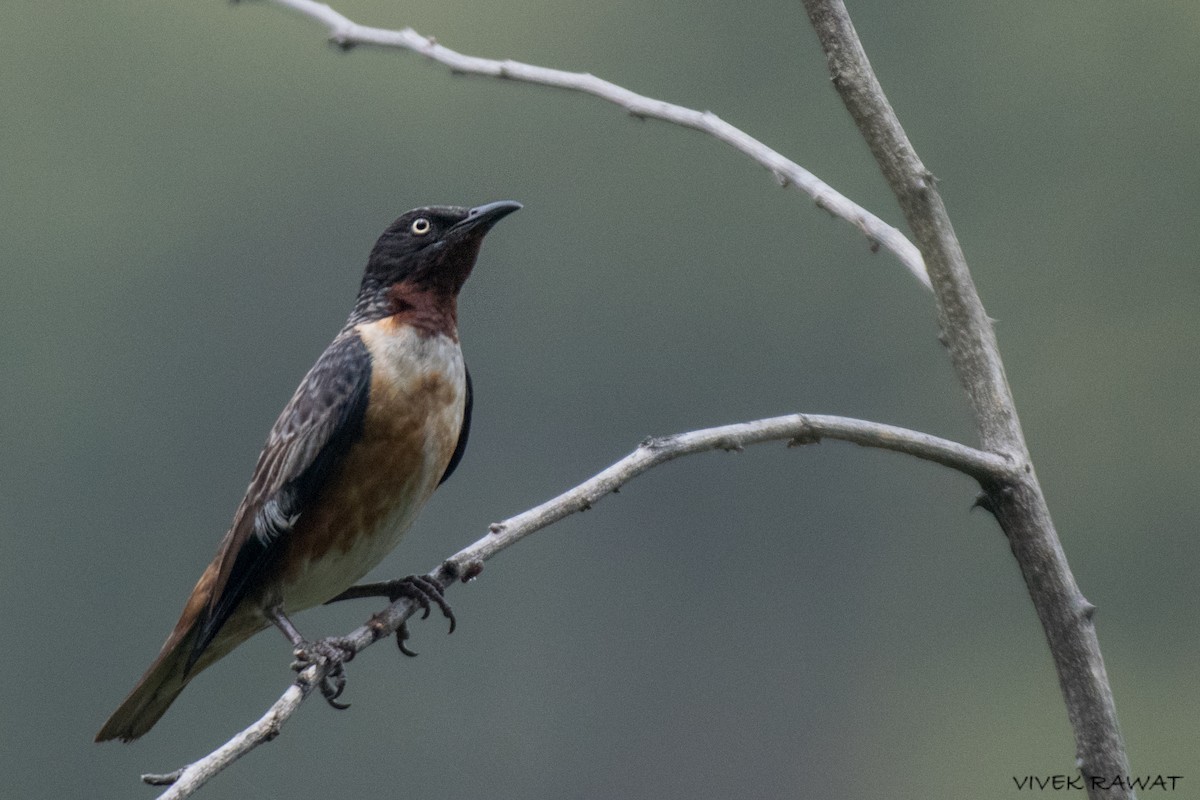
{"left": 188, "top": 329, "right": 372, "bottom": 668}
{"left": 438, "top": 367, "right": 472, "bottom": 485}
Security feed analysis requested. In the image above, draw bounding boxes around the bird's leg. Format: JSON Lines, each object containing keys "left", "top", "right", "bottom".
{"left": 325, "top": 574, "right": 455, "bottom": 657}
{"left": 265, "top": 605, "right": 355, "bottom": 710}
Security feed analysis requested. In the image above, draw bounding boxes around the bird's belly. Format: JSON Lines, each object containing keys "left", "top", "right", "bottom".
{"left": 278, "top": 492, "right": 425, "bottom": 613}
{"left": 278, "top": 325, "right": 465, "bottom": 613}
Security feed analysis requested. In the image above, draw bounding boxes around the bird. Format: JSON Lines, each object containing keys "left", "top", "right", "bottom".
{"left": 95, "top": 200, "right": 521, "bottom": 743}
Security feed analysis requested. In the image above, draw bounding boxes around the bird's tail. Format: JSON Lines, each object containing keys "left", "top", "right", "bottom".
{"left": 95, "top": 578, "right": 260, "bottom": 743}
{"left": 95, "top": 620, "right": 201, "bottom": 743}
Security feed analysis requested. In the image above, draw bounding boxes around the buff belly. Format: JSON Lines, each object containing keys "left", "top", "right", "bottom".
{"left": 277, "top": 323, "right": 465, "bottom": 613}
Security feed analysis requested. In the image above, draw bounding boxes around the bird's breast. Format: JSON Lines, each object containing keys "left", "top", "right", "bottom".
{"left": 279, "top": 320, "right": 465, "bottom": 611}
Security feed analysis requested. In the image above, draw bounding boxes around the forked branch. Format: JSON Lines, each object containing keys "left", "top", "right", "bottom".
{"left": 148, "top": 2, "right": 1131, "bottom": 797}
{"left": 145, "top": 413, "right": 1009, "bottom": 799}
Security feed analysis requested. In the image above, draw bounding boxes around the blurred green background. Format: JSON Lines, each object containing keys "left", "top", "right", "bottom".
{"left": 2, "top": 1, "right": 1197, "bottom": 797}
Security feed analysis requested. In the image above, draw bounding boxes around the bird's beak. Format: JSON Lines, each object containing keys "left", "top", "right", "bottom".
{"left": 452, "top": 200, "right": 523, "bottom": 235}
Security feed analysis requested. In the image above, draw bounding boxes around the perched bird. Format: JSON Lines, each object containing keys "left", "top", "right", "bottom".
{"left": 96, "top": 201, "right": 521, "bottom": 743}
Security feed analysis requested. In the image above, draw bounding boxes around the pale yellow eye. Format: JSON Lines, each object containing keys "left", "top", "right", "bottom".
{"left": 410, "top": 217, "right": 431, "bottom": 235}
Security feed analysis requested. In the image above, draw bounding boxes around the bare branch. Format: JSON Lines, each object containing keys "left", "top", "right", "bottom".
{"left": 146, "top": 412, "right": 1004, "bottom": 798}
{"left": 146, "top": 685, "right": 306, "bottom": 799}
{"left": 252, "top": 0, "right": 930, "bottom": 289}
{"left": 801, "top": 2, "right": 1132, "bottom": 796}
{"left": 455, "top": 413, "right": 1013, "bottom": 565}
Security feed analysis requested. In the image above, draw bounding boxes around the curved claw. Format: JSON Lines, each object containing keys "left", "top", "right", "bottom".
{"left": 319, "top": 670, "right": 350, "bottom": 710}
{"left": 396, "top": 623, "right": 419, "bottom": 657}
{"left": 322, "top": 574, "right": 456, "bottom": 660}
{"left": 324, "top": 668, "right": 346, "bottom": 699}
{"left": 384, "top": 575, "right": 457, "bottom": 646}
{"left": 292, "top": 637, "right": 356, "bottom": 710}
{"left": 406, "top": 575, "right": 456, "bottom": 634}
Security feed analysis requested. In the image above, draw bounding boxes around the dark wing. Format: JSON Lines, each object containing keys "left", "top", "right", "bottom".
{"left": 188, "top": 330, "right": 372, "bottom": 669}
{"left": 438, "top": 367, "right": 472, "bottom": 485}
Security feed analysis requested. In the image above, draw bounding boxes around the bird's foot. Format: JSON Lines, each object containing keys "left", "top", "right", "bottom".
{"left": 370, "top": 574, "right": 455, "bottom": 656}
{"left": 389, "top": 574, "right": 455, "bottom": 656}
{"left": 291, "top": 636, "right": 357, "bottom": 709}
{"left": 325, "top": 573, "right": 455, "bottom": 656}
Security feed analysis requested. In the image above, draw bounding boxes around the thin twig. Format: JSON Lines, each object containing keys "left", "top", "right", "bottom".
{"left": 146, "top": 412, "right": 1007, "bottom": 798}
{"left": 146, "top": 685, "right": 307, "bottom": 799}
{"left": 249, "top": 0, "right": 930, "bottom": 289}
{"left": 800, "top": 3, "right": 1132, "bottom": 797}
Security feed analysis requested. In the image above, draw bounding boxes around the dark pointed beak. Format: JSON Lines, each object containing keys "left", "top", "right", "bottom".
{"left": 453, "top": 200, "right": 523, "bottom": 234}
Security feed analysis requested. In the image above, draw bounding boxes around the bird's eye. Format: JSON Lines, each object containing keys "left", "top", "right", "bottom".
{"left": 410, "top": 218, "right": 432, "bottom": 236}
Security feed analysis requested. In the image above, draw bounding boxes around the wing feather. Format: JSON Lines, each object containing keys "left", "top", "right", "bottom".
{"left": 187, "top": 330, "right": 372, "bottom": 669}
{"left": 438, "top": 367, "right": 472, "bottom": 485}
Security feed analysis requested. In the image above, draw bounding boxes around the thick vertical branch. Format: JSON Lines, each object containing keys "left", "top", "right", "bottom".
{"left": 800, "top": 2, "right": 1131, "bottom": 797}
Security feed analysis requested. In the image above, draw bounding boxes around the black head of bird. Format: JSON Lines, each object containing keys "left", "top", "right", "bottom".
{"left": 364, "top": 200, "right": 523, "bottom": 297}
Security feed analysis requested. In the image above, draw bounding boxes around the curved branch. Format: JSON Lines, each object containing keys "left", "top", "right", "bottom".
{"left": 456, "top": 413, "right": 1012, "bottom": 565}
{"left": 143, "top": 686, "right": 305, "bottom": 796}
{"left": 252, "top": 0, "right": 930, "bottom": 289}
{"left": 145, "top": 412, "right": 1004, "bottom": 798}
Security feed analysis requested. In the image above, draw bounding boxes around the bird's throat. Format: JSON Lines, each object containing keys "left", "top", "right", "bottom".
{"left": 382, "top": 282, "right": 459, "bottom": 341}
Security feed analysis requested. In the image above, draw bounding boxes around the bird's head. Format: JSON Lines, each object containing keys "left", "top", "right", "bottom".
{"left": 362, "top": 201, "right": 522, "bottom": 299}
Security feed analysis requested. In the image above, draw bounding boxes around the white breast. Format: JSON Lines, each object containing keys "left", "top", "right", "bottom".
{"left": 279, "top": 322, "right": 466, "bottom": 612}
